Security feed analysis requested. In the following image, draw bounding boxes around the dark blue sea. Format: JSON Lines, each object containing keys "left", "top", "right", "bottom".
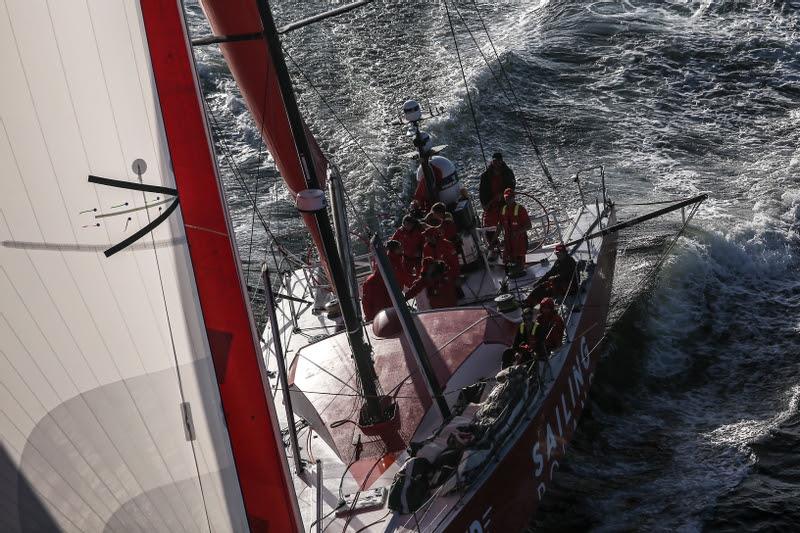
{"left": 186, "top": 1, "right": 800, "bottom": 530}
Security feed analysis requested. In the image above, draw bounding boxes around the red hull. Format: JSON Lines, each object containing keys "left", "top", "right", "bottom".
{"left": 443, "top": 230, "right": 618, "bottom": 532}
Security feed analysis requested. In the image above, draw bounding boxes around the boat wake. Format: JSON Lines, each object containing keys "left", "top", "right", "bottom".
{"left": 534, "top": 185, "right": 800, "bottom": 530}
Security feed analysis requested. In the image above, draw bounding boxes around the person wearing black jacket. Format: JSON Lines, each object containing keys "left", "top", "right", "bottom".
{"left": 525, "top": 243, "right": 579, "bottom": 306}
{"left": 479, "top": 152, "right": 516, "bottom": 250}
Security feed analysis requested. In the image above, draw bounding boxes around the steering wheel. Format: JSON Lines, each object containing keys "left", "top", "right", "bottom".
{"left": 514, "top": 191, "right": 557, "bottom": 252}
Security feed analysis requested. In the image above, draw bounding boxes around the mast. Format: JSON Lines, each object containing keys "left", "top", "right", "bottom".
{"left": 254, "top": 1, "right": 384, "bottom": 423}
{"left": 403, "top": 100, "right": 438, "bottom": 205}
{"left": 328, "top": 168, "right": 362, "bottom": 319}
{"left": 372, "top": 237, "right": 451, "bottom": 421}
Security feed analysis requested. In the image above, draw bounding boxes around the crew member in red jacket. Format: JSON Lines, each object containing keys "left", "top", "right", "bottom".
{"left": 532, "top": 297, "right": 564, "bottom": 359}
{"left": 386, "top": 239, "right": 413, "bottom": 288}
{"left": 499, "top": 188, "right": 531, "bottom": 267}
{"left": 391, "top": 215, "right": 425, "bottom": 278}
{"left": 421, "top": 225, "right": 460, "bottom": 279}
{"left": 429, "top": 202, "right": 459, "bottom": 242}
{"left": 361, "top": 270, "right": 393, "bottom": 322}
{"left": 413, "top": 162, "right": 451, "bottom": 213}
{"left": 404, "top": 259, "right": 458, "bottom": 309}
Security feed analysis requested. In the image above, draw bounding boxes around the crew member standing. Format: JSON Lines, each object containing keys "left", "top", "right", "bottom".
{"left": 413, "top": 162, "right": 447, "bottom": 213}
{"left": 361, "top": 270, "right": 393, "bottom": 322}
{"left": 499, "top": 188, "right": 531, "bottom": 267}
{"left": 391, "top": 215, "right": 425, "bottom": 279}
{"left": 479, "top": 152, "right": 516, "bottom": 251}
{"left": 386, "top": 239, "right": 413, "bottom": 288}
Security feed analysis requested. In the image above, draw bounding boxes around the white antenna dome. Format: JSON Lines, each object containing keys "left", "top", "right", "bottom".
{"left": 429, "top": 156, "right": 456, "bottom": 181}
{"left": 403, "top": 99, "right": 422, "bottom": 122}
{"left": 416, "top": 155, "right": 461, "bottom": 205}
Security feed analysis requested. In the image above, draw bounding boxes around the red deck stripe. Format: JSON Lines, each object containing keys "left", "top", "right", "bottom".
{"left": 139, "top": 1, "right": 299, "bottom": 531}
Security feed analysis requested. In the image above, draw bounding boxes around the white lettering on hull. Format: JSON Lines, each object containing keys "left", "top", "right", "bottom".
{"left": 531, "top": 334, "right": 597, "bottom": 501}
{"left": 532, "top": 442, "right": 544, "bottom": 477}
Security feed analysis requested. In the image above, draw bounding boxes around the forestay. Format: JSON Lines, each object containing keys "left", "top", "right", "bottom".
{"left": 0, "top": 1, "right": 295, "bottom": 531}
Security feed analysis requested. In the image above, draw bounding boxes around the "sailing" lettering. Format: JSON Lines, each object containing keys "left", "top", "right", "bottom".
{"left": 531, "top": 334, "right": 595, "bottom": 500}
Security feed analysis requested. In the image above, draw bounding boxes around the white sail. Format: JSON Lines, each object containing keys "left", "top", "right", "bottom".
{"left": 0, "top": 1, "right": 249, "bottom": 530}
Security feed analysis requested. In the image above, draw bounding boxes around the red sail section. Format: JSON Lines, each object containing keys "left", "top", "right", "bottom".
{"left": 140, "top": 1, "right": 300, "bottom": 531}
{"left": 199, "top": 0, "right": 333, "bottom": 283}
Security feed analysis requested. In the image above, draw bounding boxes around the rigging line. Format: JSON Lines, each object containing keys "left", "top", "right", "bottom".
{"left": 244, "top": 160, "right": 260, "bottom": 289}
{"left": 340, "top": 443, "right": 389, "bottom": 532}
{"left": 281, "top": 46, "right": 406, "bottom": 204}
{"left": 137, "top": 172, "right": 213, "bottom": 533}
{"left": 270, "top": 384, "right": 468, "bottom": 400}
{"left": 204, "top": 106, "right": 294, "bottom": 263}
{"left": 468, "top": 0, "right": 560, "bottom": 194}
{"left": 324, "top": 158, "right": 375, "bottom": 242}
{"left": 614, "top": 203, "right": 701, "bottom": 322}
{"left": 443, "top": 0, "right": 487, "bottom": 167}
{"left": 342, "top": 183, "right": 373, "bottom": 242}
{"left": 205, "top": 108, "right": 271, "bottom": 233}
{"left": 203, "top": 104, "right": 272, "bottom": 239}
{"left": 451, "top": 1, "right": 555, "bottom": 207}
{"left": 450, "top": 3, "right": 516, "bottom": 111}
{"left": 245, "top": 28, "right": 276, "bottom": 290}
{"left": 281, "top": 43, "right": 394, "bottom": 189}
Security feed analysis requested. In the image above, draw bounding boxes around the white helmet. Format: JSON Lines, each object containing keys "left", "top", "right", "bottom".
{"left": 402, "top": 99, "right": 422, "bottom": 122}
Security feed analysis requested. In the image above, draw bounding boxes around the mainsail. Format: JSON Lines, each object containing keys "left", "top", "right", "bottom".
{"left": 0, "top": 0, "right": 298, "bottom": 531}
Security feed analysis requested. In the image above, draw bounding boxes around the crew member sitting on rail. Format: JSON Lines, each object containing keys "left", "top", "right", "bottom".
{"left": 502, "top": 306, "right": 536, "bottom": 369}
{"left": 404, "top": 259, "right": 458, "bottom": 309}
{"left": 479, "top": 152, "right": 516, "bottom": 251}
{"left": 499, "top": 188, "right": 531, "bottom": 267}
{"left": 392, "top": 215, "right": 425, "bottom": 278}
{"left": 501, "top": 343, "right": 534, "bottom": 369}
{"left": 531, "top": 297, "right": 564, "bottom": 360}
{"left": 525, "top": 242, "right": 579, "bottom": 306}
{"left": 513, "top": 306, "right": 535, "bottom": 350}
{"left": 421, "top": 225, "right": 460, "bottom": 279}
{"left": 386, "top": 239, "right": 413, "bottom": 288}
{"left": 361, "top": 269, "right": 393, "bottom": 322}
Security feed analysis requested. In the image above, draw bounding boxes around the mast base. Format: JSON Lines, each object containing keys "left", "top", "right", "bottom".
{"left": 358, "top": 395, "right": 398, "bottom": 429}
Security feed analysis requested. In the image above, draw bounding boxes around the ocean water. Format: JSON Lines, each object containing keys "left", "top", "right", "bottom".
{"left": 186, "top": 0, "right": 800, "bottom": 530}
